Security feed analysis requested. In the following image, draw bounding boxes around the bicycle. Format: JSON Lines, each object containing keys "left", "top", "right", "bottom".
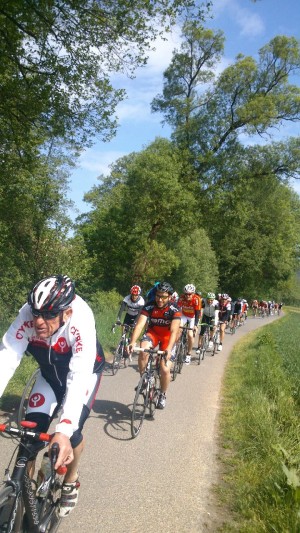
{"left": 194, "top": 323, "right": 211, "bottom": 364}
{"left": 131, "top": 348, "right": 166, "bottom": 439}
{"left": 171, "top": 324, "right": 193, "bottom": 379}
{"left": 111, "top": 322, "right": 134, "bottom": 375}
{"left": 212, "top": 323, "right": 222, "bottom": 355}
{"left": 0, "top": 421, "right": 67, "bottom": 532}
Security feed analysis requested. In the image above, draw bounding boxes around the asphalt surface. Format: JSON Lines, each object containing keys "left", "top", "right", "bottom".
{"left": 0, "top": 313, "right": 281, "bottom": 532}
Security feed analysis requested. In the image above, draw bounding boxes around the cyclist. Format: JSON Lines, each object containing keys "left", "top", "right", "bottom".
{"left": 115, "top": 285, "right": 145, "bottom": 361}
{"left": 197, "top": 292, "right": 219, "bottom": 352}
{"left": 116, "top": 285, "right": 145, "bottom": 327}
{"left": 129, "top": 281, "right": 181, "bottom": 410}
{"left": 218, "top": 294, "right": 232, "bottom": 351}
{"left": 177, "top": 284, "right": 201, "bottom": 364}
{"left": 0, "top": 274, "right": 105, "bottom": 518}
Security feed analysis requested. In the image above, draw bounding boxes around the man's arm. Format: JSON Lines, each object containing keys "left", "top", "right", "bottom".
{"left": 130, "top": 313, "right": 148, "bottom": 347}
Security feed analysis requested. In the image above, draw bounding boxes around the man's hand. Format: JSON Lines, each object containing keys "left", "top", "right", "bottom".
{"left": 50, "top": 433, "right": 73, "bottom": 470}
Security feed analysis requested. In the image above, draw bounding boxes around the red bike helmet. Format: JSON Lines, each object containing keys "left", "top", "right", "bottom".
{"left": 130, "top": 285, "right": 141, "bottom": 296}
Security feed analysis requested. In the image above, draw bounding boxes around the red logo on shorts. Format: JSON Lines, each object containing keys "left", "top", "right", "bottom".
{"left": 28, "top": 393, "right": 45, "bottom": 408}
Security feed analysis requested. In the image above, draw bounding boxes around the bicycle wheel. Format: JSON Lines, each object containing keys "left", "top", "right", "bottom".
{"left": 112, "top": 342, "right": 123, "bottom": 375}
{"left": 149, "top": 374, "right": 159, "bottom": 418}
{"left": 0, "top": 485, "right": 24, "bottom": 533}
{"left": 131, "top": 374, "right": 149, "bottom": 438}
{"left": 17, "top": 368, "right": 41, "bottom": 426}
{"left": 212, "top": 332, "right": 220, "bottom": 356}
{"left": 177, "top": 341, "right": 184, "bottom": 374}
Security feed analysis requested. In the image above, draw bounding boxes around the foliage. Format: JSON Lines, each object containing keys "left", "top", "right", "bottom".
{"left": 78, "top": 137, "right": 199, "bottom": 294}
{"left": 171, "top": 228, "right": 219, "bottom": 294}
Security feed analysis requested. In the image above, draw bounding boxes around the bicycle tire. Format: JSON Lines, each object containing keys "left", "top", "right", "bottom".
{"left": 131, "top": 375, "right": 149, "bottom": 438}
{"left": 148, "top": 375, "right": 159, "bottom": 418}
{"left": 112, "top": 343, "right": 123, "bottom": 375}
{"left": 0, "top": 485, "right": 24, "bottom": 533}
{"left": 176, "top": 341, "right": 184, "bottom": 374}
{"left": 17, "top": 368, "right": 41, "bottom": 426}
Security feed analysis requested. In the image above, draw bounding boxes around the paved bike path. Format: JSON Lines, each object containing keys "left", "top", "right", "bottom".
{"left": 0, "top": 314, "right": 281, "bottom": 532}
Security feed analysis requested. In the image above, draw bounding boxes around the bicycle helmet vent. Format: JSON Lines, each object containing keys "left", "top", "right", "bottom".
{"left": 28, "top": 275, "right": 75, "bottom": 313}
{"left": 157, "top": 282, "right": 174, "bottom": 295}
{"left": 130, "top": 285, "right": 141, "bottom": 295}
{"left": 184, "top": 284, "right": 195, "bottom": 293}
{"left": 206, "top": 292, "right": 215, "bottom": 299}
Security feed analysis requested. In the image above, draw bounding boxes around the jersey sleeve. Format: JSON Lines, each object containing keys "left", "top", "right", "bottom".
{"left": 55, "top": 302, "right": 98, "bottom": 437}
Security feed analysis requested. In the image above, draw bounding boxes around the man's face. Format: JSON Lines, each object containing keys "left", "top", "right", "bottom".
{"left": 207, "top": 299, "right": 213, "bottom": 305}
{"left": 155, "top": 291, "right": 170, "bottom": 308}
{"left": 32, "top": 308, "right": 72, "bottom": 339}
{"left": 131, "top": 293, "right": 139, "bottom": 301}
{"left": 185, "top": 292, "right": 193, "bottom": 300}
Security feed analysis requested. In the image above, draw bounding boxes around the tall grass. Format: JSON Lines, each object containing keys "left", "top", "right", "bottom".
{"left": 218, "top": 310, "right": 300, "bottom": 532}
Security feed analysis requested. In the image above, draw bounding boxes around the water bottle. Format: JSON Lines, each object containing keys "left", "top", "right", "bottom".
{"left": 36, "top": 452, "right": 51, "bottom": 497}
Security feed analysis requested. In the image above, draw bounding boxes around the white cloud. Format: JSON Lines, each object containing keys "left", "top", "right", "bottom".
{"left": 75, "top": 148, "right": 126, "bottom": 175}
{"left": 211, "top": 0, "right": 265, "bottom": 38}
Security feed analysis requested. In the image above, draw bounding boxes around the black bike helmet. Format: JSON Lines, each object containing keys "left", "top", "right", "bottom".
{"left": 156, "top": 282, "right": 174, "bottom": 295}
{"left": 28, "top": 275, "right": 75, "bottom": 314}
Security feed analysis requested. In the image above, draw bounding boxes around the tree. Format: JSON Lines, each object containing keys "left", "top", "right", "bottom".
{"left": 77, "top": 138, "right": 198, "bottom": 293}
{"left": 171, "top": 228, "right": 219, "bottom": 294}
{"left": 152, "top": 32, "right": 300, "bottom": 178}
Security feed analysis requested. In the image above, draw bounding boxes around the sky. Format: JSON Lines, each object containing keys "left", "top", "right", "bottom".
{"left": 68, "top": 0, "right": 300, "bottom": 220}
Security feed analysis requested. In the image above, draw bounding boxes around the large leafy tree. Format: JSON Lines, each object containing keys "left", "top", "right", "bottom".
{"left": 78, "top": 138, "right": 201, "bottom": 293}
{"left": 0, "top": 0, "right": 211, "bottom": 312}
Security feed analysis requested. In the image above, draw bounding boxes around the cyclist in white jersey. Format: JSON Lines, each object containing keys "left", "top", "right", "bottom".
{"left": 197, "top": 292, "right": 219, "bottom": 351}
{"left": 0, "top": 274, "right": 105, "bottom": 517}
{"left": 116, "top": 285, "right": 145, "bottom": 327}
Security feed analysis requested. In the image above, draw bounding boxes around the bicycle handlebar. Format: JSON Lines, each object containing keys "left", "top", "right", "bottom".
{"left": 132, "top": 347, "right": 166, "bottom": 355}
{"left": 0, "top": 421, "right": 52, "bottom": 443}
{"left": 0, "top": 422, "right": 67, "bottom": 475}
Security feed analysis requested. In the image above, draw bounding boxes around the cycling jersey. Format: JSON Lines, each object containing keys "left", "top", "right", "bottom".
{"left": 177, "top": 294, "right": 201, "bottom": 321}
{"left": 0, "top": 295, "right": 105, "bottom": 439}
{"left": 141, "top": 302, "right": 181, "bottom": 350}
{"left": 141, "top": 302, "right": 181, "bottom": 336}
{"left": 202, "top": 298, "right": 219, "bottom": 319}
{"left": 117, "top": 294, "right": 145, "bottom": 320}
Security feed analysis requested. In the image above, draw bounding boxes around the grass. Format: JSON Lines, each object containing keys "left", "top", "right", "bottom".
{"left": 217, "top": 308, "right": 300, "bottom": 532}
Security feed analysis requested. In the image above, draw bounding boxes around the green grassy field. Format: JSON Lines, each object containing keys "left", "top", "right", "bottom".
{"left": 217, "top": 308, "right": 300, "bottom": 532}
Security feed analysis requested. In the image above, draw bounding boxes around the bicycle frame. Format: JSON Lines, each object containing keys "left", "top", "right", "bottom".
{"left": 0, "top": 422, "right": 66, "bottom": 533}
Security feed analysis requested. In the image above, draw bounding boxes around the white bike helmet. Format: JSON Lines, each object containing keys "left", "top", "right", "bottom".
{"left": 184, "top": 284, "right": 195, "bottom": 294}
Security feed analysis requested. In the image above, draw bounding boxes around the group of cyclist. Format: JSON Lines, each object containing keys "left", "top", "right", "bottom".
{"left": 0, "top": 273, "right": 280, "bottom": 520}
{"left": 116, "top": 283, "right": 251, "bottom": 409}
{"left": 251, "top": 299, "right": 283, "bottom": 317}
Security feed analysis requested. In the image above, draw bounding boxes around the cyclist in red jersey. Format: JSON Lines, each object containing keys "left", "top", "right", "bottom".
{"left": 129, "top": 282, "right": 181, "bottom": 409}
{"left": 177, "top": 284, "right": 201, "bottom": 364}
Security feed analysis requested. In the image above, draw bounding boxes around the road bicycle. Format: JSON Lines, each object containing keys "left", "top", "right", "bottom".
{"left": 194, "top": 323, "right": 211, "bottom": 364}
{"left": 111, "top": 322, "right": 135, "bottom": 375}
{"left": 0, "top": 421, "right": 67, "bottom": 532}
{"left": 171, "top": 324, "right": 193, "bottom": 380}
{"left": 131, "top": 347, "right": 166, "bottom": 439}
{"left": 212, "top": 323, "right": 224, "bottom": 355}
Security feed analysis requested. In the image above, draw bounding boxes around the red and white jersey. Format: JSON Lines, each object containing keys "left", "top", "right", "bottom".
{"left": 0, "top": 295, "right": 103, "bottom": 438}
{"left": 177, "top": 294, "right": 201, "bottom": 318}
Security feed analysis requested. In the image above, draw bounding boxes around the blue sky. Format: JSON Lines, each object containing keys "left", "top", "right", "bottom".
{"left": 68, "top": 0, "right": 300, "bottom": 219}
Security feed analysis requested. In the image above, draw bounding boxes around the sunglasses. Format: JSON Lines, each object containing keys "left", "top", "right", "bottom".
{"left": 155, "top": 293, "right": 169, "bottom": 300}
{"left": 31, "top": 308, "right": 60, "bottom": 320}
{"left": 186, "top": 293, "right": 193, "bottom": 296}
